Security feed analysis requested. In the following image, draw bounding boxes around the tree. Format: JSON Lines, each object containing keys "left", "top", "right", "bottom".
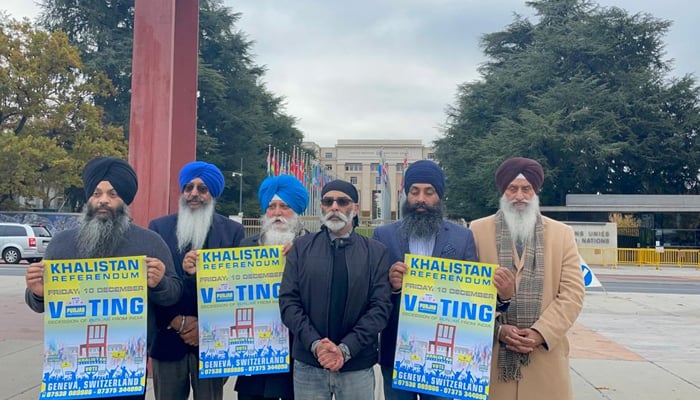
{"left": 436, "top": 0, "right": 700, "bottom": 220}
{"left": 40, "top": 0, "right": 135, "bottom": 136}
{"left": 39, "top": 0, "right": 304, "bottom": 217}
{"left": 196, "top": 1, "right": 303, "bottom": 217}
{"left": 0, "top": 17, "right": 126, "bottom": 210}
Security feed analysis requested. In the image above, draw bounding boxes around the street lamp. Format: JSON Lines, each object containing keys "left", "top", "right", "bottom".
{"left": 232, "top": 158, "right": 243, "bottom": 217}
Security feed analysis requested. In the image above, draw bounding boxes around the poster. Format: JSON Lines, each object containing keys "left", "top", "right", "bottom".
{"left": 392, "top": 255, "right": 498, "bottom": 400}
{"left": 197, "top": 246, "right": 289, "bottom": 378}
{"left": 40, "top": 256, "right": 148, "bottom": 399}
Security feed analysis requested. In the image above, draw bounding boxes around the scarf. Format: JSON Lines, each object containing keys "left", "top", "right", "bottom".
{"left": 495, "top": 210, "right": 545, "bottom": 381}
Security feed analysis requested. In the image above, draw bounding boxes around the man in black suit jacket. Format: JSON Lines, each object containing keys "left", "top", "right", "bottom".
{"left": 148, "top": 161, "right": 245, "bottom": 400}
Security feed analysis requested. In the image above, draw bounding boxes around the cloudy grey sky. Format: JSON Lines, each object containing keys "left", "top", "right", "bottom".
{"left": 3, "top": 1, "right": 697, "bottom": 147}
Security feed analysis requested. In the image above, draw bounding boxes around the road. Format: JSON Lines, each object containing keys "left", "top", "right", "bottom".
{"left": 588, "top": 274, "right": 700, "bottom": 295}
{"left": 2, "top": 263, "right": 700, "bottom": 294}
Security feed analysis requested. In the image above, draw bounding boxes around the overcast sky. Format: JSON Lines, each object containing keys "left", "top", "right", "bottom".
{"left": 3, "top": 1, "right": 697, "bottom": 147}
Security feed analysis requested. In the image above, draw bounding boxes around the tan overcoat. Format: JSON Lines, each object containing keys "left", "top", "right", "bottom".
{"left": 470, "top": 214, "right": 585, "bottom": 400}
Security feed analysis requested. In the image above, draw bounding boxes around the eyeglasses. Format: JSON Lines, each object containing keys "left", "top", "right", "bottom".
{"left": 183, "top": 183, "right": 209, "bottom": 194}
{"left": 321, "top": 197, "right": 352, "bottom": 207}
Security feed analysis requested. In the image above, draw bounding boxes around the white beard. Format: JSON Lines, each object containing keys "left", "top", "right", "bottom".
{"left": 321, "top": 209, "right": 354, "bottom": 234}
{"left": 500, "top": 194, "right": 540, "bottom": 245}
{"left": 176, "top": 197, "right": 215, "bottom": 252}
{"left": 260, "top": 214, "right": 301, "bottom": 245}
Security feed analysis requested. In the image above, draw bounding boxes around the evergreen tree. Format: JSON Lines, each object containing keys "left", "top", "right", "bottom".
{"left": 436, "top": 0, "right": 700, "bottom": 220}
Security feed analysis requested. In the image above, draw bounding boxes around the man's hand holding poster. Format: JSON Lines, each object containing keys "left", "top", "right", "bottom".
{"left": 41, "top": 256, "right": 148, "bottom": 399}
{"left": 197, "top": 246, "right": 289, "bottom": 378}
{"left": 392, "top": 255, "right": 498, "bottom": 400}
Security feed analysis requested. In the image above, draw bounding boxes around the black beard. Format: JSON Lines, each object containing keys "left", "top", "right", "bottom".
{"left": 78, "top": 203, "right": 132, "bottom": 258}
{"left": 401, "top": 200, "right": 443, "bottom": 239}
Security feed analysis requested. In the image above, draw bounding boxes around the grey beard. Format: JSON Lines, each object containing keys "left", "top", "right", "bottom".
{"left": 78, "top": 204, "right": 132, "bottom": 258}
{"left": 176, "top": 197, "right": 215, "bottom": 252}
{"left": 260, "top": 214, "right": 302, "bottom": 245}
{"left": 321, "top": 210, "right": 353, "bottom": 234}
{"left": 499, "top": 194, "right": 540, "bottom": 245}
{"left": 401, "top": 200, "right": 444, "bottom": 239}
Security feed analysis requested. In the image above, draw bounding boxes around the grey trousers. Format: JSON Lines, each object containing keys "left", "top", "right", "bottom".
{"left": 152, "top": 353, "right": 228, "bottom": 400}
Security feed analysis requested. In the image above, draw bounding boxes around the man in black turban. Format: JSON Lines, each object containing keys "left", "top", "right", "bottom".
{"left": 279, "top": 180, "right": 392, "bottom": 399}
{"left": 25, "top": 156, "right": 182, "bottom": 400}
{"left": 469, "top": 157, "right": 584, "bottom": 400}
{"left": 82, "top": 156, "right": 139, "bottom": 205}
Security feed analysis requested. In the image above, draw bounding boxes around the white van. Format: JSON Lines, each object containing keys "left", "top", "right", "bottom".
{"left": 0, "top": 223, "right": 52, "bottom": 263}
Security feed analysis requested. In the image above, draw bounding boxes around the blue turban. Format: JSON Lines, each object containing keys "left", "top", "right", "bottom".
{"left": 258, "top": 175, "right": 308, "bottom": 215}
{"left": 178, "top": 161, "right": 225, "bottom": 198}
{"left": 404, "top": 160, "right": 446, "bottom": 199}
{"left": 82, "top": 156, "right": 138, "bottom": 205}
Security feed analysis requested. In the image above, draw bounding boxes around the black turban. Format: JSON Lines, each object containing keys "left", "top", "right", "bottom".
{"left": 82, "top": 156, "right": 138, "bottom": 205}
{"left": 321, "top": 180, "right": 358, "bottom": 203}
{"left": 495, "top": 157, "right": 544, "bottom": 194}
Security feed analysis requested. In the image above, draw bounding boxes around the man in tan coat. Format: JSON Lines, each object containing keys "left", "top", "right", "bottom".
{"left": 470, "top": 157, "right": 585, "bottom": 400}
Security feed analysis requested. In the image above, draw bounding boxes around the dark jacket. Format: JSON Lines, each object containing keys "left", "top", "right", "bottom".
{"left": 372, "top": 220, "right": 478, "bottom": 368}
{"left": 147, "top": 212, "right": 245, "bottom": 361}
{"left": 279, "top": 227, "right": 392, "bottom": 371}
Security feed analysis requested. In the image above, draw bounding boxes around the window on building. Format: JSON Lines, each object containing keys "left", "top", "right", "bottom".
{"left": 371, "top": 163, "right": 380, "bottom": 173}
{"left": 325, "top": 164, "right": 333, "bottom": 170}
{"left": 396, "top": 162, "right": 406, "bottom": 172}
{"left": 375, "top": 176, "right": 381, "bottom": 185}
{"left": 427, "top": 152, "right": 436, "bottom": 160}
{"left": 345, "top": 163, "right": 362, "bottom": 172}
{"left": 324, "top": 152, "right": 333, "bottom": 159}
{"left": 350, "top": 176, "right": 358, "bottom": 184}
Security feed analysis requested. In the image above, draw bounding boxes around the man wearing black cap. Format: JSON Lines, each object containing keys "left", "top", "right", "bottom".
{"left": 279, "top": 179, "right": 392, "bottom": 400}
{"left": 373, "top": 159, "right": 515, "bottom": 400}
{"left": 148, "top": 161, "right": 245, "bottom": 400}
{"left": 470, "top": 157, "right": 584, "bottom": 400}
{"left": 24, "top": 156, "right": 182, "bottom": 400}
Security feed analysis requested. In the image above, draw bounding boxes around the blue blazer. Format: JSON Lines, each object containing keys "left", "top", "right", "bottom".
{"left": 372, "top": 220, "right": 477, "bottom": 368}
{"left": 147, "top": 212, "right": 244, "bottom": 361}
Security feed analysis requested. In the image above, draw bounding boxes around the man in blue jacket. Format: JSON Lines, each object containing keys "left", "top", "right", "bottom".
{"left": 373, "top": 159, "right": 514, "bottom": 400}
{"left": 148, "top": 161, "right": 245, "bottom": 400}
{"left": 280, "top": 179, "right": 392, "bottom": 400}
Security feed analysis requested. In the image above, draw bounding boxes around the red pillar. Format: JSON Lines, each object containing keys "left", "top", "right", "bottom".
{"left": 128, "top": 0, "right": 199, "bottom": 226}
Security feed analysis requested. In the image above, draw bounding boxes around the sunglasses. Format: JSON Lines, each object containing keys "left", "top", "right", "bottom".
{"left": 321, "top": 197, "right": 353, "bottom": 207}
{"left": 183, "top": 183, "right": 209, "bottom": 194}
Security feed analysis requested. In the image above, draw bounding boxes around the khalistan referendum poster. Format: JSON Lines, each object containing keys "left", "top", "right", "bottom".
{"left": 392, "top": 254, "right": 498, "bottom": 400}
{"left": 197, "top": 245, "right": 289, "bottom": 378}
{"left": 41, "top": 255, "right": 148, "bottom": 399}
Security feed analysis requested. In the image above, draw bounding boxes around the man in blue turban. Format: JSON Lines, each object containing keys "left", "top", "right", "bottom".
{"left": 148, "top": 161, "right": 245, "bottom": 400}
{"left": 235, "top": 174, "right": 308, "bottom": 400}
{"left": 374, "top": 159, "right": 514, "bottom": 400}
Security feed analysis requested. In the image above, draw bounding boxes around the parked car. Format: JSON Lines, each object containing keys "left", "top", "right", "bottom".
{"left": 0, "top": 223, "right": 52, "bottom": 263}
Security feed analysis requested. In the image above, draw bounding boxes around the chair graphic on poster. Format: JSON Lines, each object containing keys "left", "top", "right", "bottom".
{"left": 428, "top": 323, "right": 456, "bottom": 358}
{"left": 79, "top": 324, "right": 108, "bottom": 357}
{"left": 230, "top": 307, "right": 254, "bottom": 338}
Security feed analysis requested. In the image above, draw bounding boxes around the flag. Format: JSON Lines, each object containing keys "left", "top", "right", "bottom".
{"left": 266, "top": 144, "right": 272, "bottom": 176}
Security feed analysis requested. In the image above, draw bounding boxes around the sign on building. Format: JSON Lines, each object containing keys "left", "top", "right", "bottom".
{"left": 568, "top": 222, "right": 618, "bottom": 266}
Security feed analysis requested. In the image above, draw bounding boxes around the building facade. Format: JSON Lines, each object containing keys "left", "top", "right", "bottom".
{"left": 303, "top": 139, "right": 435, "bottom": 221}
